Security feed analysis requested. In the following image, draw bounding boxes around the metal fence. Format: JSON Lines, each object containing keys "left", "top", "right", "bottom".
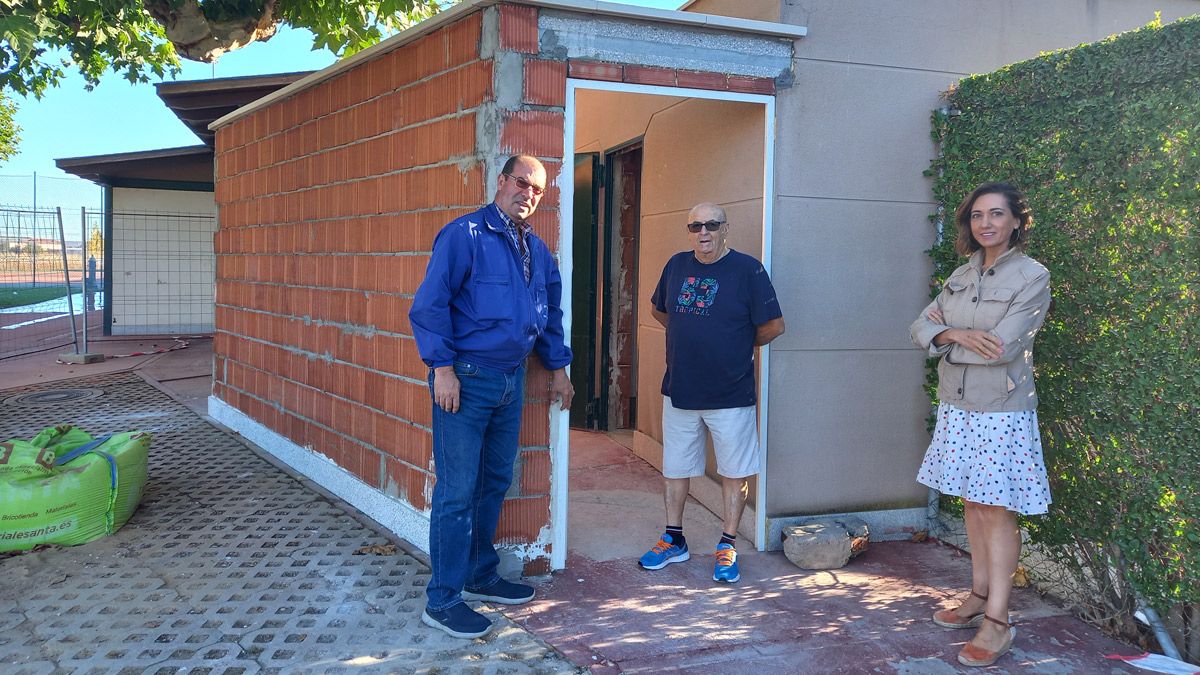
{"left": 96, "top": 208, "right": 216, "bottom": 336}
{"left": 1, "top": 206, "right": 105, "bottom": 360}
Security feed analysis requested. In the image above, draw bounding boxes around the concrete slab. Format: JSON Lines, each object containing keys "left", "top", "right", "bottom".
{"left": 1, "top": 335, "right": 214, "bottom": 415}
{"left": 567, "top": 429, "right": 727, "bottom": 563}
{"left": 56, "top": 352, "right": 105, "bottom": 364}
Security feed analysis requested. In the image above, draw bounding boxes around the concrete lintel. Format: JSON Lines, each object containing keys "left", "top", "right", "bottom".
{"left": 540, "top": 9, "right": 793, "bottom": 79}
{"left": 766, "top": 507, "right": 929, "bottom": 551}
{"left": 535, "top": 0, "right": 805, "bottom": 40}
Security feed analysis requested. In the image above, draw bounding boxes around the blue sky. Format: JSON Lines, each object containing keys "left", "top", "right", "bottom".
{"left": 0, "top": 0, "right": 686, "bottom": 212}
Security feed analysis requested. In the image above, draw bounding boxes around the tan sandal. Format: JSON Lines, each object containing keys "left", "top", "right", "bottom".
{"left": 957, "top": 615, "right": 1016, "bottom": 667}
{"left": 932, "top": 590, "right": 987, "bottom": 629}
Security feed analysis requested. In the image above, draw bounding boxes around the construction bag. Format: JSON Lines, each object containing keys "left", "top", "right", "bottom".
{"left": 0, "top": 426, "right": 151, "bottom": 552}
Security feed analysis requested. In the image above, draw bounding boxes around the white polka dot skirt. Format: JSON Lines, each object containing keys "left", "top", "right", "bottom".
{"left": 917, "top": 402, "right": 1052, "bottom": 516}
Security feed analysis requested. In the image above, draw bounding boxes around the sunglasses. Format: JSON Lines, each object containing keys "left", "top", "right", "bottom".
{"left": 504, "top": 173, "right": 546, "bottom": 196}
{"left": 686, "top": 220, "right": 725, "bottom": 233}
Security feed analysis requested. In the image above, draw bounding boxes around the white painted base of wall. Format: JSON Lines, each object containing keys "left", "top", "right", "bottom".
{"left": 766, "top": 508, "right": 929, "bottom": 551}
{"left": 208, "top": 396, "right": 431, "bottom": 553}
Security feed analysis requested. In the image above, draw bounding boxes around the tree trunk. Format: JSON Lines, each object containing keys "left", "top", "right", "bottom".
{"left": 142, "top": 0, "right": 279, "bottom": 62}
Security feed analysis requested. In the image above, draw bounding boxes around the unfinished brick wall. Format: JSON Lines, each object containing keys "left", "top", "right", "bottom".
{"left": 213, "top": 3, "right": 569, "bottom": 574}
{"left": 213, "top": 13, "right": 488, "bottom": 522}
{"left": 494, "top": 3, "right": 564, "bottom": 575}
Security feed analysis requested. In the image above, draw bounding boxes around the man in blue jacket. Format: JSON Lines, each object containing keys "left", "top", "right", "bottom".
{"left": 409, "top": 154, "right": 573, "bottom": 639}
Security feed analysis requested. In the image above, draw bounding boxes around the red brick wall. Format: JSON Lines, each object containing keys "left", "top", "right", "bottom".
{"left": 213, "top": 12, "right": 488, "bottom": 515}
{"left": 568, "top": 59, "right": 776, "bottom": 95}
{"left": 495, "top": 3, "right": 565, "bottom": 575}
{"left": 213, "top": 4, "right": 569, "bottom": 573}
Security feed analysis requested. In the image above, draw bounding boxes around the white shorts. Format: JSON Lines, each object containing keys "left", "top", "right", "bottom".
{"left": 661, "top": 397, "right": 760, "bottom": 479}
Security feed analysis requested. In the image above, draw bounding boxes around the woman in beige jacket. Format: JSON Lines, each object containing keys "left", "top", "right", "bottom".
{"left": 910, "top": 182, "right": 1052, "bottom": 668}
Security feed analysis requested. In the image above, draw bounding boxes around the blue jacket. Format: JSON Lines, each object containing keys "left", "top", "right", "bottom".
{"left": 409, "top": 204, "right": 572, "bottom": 373}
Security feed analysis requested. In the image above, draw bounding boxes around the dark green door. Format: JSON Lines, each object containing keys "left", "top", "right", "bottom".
{"left": 569, "top": 153, "right": 601, "bottom": 428}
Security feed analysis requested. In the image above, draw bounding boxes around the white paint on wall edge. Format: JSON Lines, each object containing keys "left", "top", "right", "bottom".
{"left": 208, "top": 396, "right": 431, "bottom": 553}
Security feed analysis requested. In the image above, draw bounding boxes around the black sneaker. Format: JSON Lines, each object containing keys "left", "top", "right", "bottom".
{"left": 421, "top": 603, "right": 492, "bottom": 639}
{"left": 461, "top": 579, "right": 535, "bottom": 605}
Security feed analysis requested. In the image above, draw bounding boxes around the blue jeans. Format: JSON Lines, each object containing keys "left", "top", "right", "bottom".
{"left": 426, "top": 360, "right": 525, "bottom": 611}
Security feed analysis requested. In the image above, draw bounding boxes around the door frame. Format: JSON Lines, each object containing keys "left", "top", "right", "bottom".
{"left": 598, "top": 139, "right": 643, "bottom": 432}
{"left": 553, "top": 78, "right": 777, "bottom": 570}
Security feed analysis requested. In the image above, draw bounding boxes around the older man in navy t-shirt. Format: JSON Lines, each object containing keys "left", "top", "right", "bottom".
{"left": 639, "top": 202, "right": 785, "bottom": 584}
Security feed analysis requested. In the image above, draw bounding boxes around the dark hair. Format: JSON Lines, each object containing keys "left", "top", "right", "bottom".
{"left": 501, "top": 154, "right": 538, "bottom": 175}
{"left": 953, "top": 182, "right": 1033, "bottom": 257}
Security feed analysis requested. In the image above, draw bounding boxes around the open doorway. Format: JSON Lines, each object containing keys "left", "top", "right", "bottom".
{"left": 552, "top": 81, "right": 776, "bottom": 568}
{"left": 568, "top": 143, "right": 642, "bottom": 433}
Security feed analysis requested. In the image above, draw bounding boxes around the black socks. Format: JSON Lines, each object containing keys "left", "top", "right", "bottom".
{"left": 664, "top": 528, "right": 735, "bottom": 550}
{"left": 665, "top": 525, "right": 686, "bottom": 549}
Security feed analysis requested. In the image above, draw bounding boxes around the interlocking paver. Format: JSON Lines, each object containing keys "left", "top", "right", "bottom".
{"left": 1, "top": 373, "right": 581, "bottom": 674}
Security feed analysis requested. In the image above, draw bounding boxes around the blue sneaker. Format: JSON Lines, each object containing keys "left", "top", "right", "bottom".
{"left": 421, "top": 603, "right": 492, "bottom": 639}
{"left": 639, "top": 533, "right": 690, "bottom": 570}
{"left": 462, "top": 579, "right": 535, "bottom": 605}
{"left": 713, "top": 543, "right": 740, "bottom": 583}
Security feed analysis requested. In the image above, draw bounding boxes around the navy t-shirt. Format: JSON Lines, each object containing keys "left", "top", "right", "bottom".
{"left": 651, "top": 249, "right": 782, "bottom": 410}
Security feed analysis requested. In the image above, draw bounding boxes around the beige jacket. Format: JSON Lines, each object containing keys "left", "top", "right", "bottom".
{"left": 910, "top": 248, "right": 1051, "bottom": 412}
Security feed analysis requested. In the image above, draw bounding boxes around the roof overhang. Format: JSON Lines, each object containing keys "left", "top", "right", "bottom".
{"left": 211, "top": 0, "right": 806, "bottom": 131}
{"left": 157, "top": 71, "right": 311, "bottom": 146}
{"left": 56, "top": 145, "right": 215, "bottom": 187}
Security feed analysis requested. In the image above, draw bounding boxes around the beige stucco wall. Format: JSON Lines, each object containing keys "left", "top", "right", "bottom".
{"left": 110, "top": 187, "right": 217, "bottom": 335}
{"left": 764, "top": 0, "right": 1200, "bottom": 518}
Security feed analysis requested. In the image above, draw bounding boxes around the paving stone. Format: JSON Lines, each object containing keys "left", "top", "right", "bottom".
{"left": 0, "top": 373, "right": 581, "bottom": 674}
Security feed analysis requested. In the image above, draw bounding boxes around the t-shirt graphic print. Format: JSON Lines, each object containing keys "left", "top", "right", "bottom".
{"left": 677, "top": 277, "right": 719, "bottom": 315}
{"left": 652, "top": 249, "right": 782, "bottom": 410}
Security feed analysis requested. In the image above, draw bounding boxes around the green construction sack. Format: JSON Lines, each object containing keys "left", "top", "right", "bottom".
{"left": 103, "top": 432, "right": 151, "bottom": 529}
{"left": 30, "top": 424, "right": 94, "bottom": 456}
{"left": 0, "top": 427, "right": 151, "bottom": 552}
{"left": 0, "top": 424, "right": 97, "bottom": 478}
{"left": 0, "top": 439, "right": 57, "bottom": 478}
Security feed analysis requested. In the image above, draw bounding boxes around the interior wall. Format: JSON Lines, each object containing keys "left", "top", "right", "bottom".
{"left": 574, "top": 90, "right": 686, "bottom": 154}
{"left": 110, "top": 187, "right": 217, "bottom": 335}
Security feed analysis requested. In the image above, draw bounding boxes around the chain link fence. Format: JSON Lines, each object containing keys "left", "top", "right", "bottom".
{"left": 98, "top": 208, "right": 216, "bottom": 336}
{"left": 2, "top": 205, "right": 216, "bottom": 360}
{"left": 1, "top": 206, "right": 105, "bottom": 360}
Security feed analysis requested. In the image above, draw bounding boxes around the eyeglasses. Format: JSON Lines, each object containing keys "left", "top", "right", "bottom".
{"left": 686, "top": 220, "right": 725, "bottom": 233}
{"left": 504, "top": 173, "right": 545, "bottom": 196}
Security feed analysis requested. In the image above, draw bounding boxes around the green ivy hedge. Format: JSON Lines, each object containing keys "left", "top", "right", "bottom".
{"left": 927, "top": 13, "right": 1199, "bottom": 646}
